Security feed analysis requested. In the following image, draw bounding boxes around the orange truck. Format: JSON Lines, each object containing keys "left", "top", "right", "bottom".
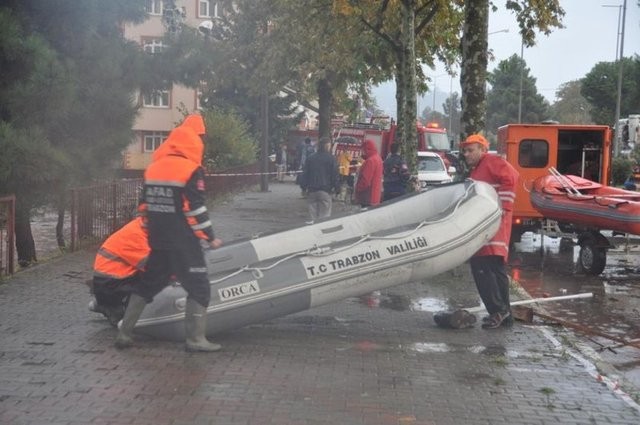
{"left": 497, "top": 122, "right": 613, "bottom": 274}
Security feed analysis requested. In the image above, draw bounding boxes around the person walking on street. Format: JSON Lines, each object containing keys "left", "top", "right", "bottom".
{"left": 461, "top": 134, "right": 519, "bottom": 329}
{"left": 276, "top": 144, "right": 288, "bottom": 182}
{"left": 296, "top": 137, "right": 316, "bottom": 197}
{"left": 382, "top": 143, "right": 411, "bottom": 201}
{"left": 299, "top": 137, "right": 340, "bottom": 222}
{"left": 115, "top": 116, "right": 223, "bottom": 352}
{"left": 355, "top": 139, "right": 383, "bottom": 207}
{"left": 336, "top": 149, "right": 352, "bottom": 201}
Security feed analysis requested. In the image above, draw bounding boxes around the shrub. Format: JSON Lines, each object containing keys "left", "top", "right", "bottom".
{"left": 611, "top": 157, "right": 634, "bottom": 186}
{"left": 201, "top": 107, "right": 258, "bottom": 171}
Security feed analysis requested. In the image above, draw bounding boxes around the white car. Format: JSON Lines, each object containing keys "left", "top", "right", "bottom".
{"left": 417, "top": 151, "right": 453, "bottom": 187}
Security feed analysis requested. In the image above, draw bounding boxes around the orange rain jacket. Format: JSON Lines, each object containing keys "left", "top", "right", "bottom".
{"left": 93, "top": 216, "right": 149, "bottom": 280}
{"left": 151, "top": 114, "right": 206, "bottom": 163}
{"left": 143, "top": 126, "right": 214, "bottom": 249}
{"left": 469, "top": 153, "right": 519, "bottom": 262}
{"left": 355, "top": 139, "right": 383, "bottom": 206}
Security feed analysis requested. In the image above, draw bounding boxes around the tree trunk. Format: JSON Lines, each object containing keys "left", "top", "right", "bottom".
{"left": 317, "top": 76, "right": 333, "bottom": 140}
{"left": 56, "top": 206, "right": 66, "bottom": 249}
{"left": 15, "top": 203, "right": 37, "bottom": 267}
{"left": 460, "top": 0, "right": 489, "bottom": 138}
{"left": 400, "top": 1, "right": 418, "bottom": 175}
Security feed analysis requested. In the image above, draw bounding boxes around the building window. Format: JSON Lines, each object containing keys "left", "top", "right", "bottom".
{"left": 142, "top": 88, "right": 171, "bottom": 108}
{"left": 198, "top": 1, "right": 219, "bottom": 18}
{"left": 198, "top": 0, "right": 210, "bottom": 17}
{"left": 145, "top": 0, "right": 163, "bottom": 15}
{"left": 143, "top": 131, "right": 169, "bottom": 152}
{"left": 143, "top": 38, "right": 165, "bottom": 54}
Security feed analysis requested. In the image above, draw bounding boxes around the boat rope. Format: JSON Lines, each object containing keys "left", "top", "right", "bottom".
{"left": 209, "top": 182, "right": 477, "bottom": 284}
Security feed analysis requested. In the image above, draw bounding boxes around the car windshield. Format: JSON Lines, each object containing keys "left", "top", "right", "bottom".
{"left": 426, "top": 132, "right": 450, "bottom": 150}
{"left": 418, "top": 156, "right": 444, "bottom": 172}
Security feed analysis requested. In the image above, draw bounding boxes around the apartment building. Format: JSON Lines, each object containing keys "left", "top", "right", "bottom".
{"left": 121, "top": 0, "right": 219, "bottom": 172}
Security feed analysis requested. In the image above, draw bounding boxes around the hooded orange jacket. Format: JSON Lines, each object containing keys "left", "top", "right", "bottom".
{"left": 355, "top": 140, "right": 383, "bottom": 206}
{"left": 151, "top": 114, "right": 206, "bottom": 163}
{"left": 143, "top": 126, "right": 215, "bottom": 249}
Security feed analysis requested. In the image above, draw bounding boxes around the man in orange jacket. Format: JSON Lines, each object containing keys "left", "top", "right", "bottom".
{"left": 461, "top": 134, "right": 519, "bottom": 329}
{"left": 115, "top": 118, "right": 223, "bottom": 352}
{"left": 89, "top": 216, "right": 149, "bottom": 326}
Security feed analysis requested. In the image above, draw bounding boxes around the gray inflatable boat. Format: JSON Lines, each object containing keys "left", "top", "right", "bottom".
{"left": 135, "top": 179, "right": 501, "bottom": 340}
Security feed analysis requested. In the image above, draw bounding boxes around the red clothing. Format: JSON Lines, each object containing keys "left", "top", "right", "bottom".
{"left": 355, "top": 140, "right": 383, "bottom": 206}
{"left": 469, "top": 153, "right": 519, "bottom": 261}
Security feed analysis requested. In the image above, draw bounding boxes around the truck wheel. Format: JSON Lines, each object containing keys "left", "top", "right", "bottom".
{"left": 578, "top": 237, "right": 606, "bottom": 275}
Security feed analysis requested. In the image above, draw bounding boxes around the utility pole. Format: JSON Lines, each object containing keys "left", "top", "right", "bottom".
{"left": 613, "top": 0, "right": 627, "bottom": 157}
{"left": 518, "top": 40, "right": 524, "bottom": 124}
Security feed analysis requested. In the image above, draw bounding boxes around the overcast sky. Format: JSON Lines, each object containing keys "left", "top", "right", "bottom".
{"left": 373, "top": 0, "right": 640, "bottom": 117}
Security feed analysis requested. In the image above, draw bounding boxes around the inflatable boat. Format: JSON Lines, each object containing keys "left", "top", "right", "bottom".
{"left": 530, "top": 174, "right": 640, "bottom": 235}
{"left": 135, "top": 180, "right": 502, "bottom": 340}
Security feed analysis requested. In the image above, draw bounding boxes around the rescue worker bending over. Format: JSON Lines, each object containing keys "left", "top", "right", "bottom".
{"left": 115, "top": 116, "right": 223, "bottom": 352}
{"left": 90, "top": 216, "right": 149, "bottom": 326}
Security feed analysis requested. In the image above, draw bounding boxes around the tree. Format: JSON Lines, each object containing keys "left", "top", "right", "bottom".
{"left": 581, "top": 57, "right": 640, "bottom": 125}
{"left": 335, "top": 0, "right": 463, "bottom": 173}
{"left": 486, "top": 54, "right": 549, "bottom": 131}
{"left": 0, "top": 1, "right": 148, "bottom": 266}
{"left": 549, "top": 80, "right": 592, "bottom": 124}
{"left": 459, "top": 0, "right": 564, "bottom": 138}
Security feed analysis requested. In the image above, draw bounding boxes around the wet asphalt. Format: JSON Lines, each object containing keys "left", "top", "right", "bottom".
{"left": 1, "top": 177, "right": 640, "bottom": 425}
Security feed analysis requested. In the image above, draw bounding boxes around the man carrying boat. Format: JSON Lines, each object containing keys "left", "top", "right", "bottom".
{"left": 461, "top": 134, "right": 519, "bottom": 329}
{"left": 114, "top": 115, "right": 224, "bottom": 352}
{"left": 89, "top": 216, "right": 149, "bottom": 326}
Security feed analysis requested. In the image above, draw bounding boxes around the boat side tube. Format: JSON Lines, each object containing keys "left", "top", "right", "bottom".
{"left": 136, "top": 180, "right": 501, "bottom": 340}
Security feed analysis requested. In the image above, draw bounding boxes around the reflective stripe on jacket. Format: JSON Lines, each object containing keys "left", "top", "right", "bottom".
{"left": 469, "top": 153, "right": 519, "bottom": 261}
{"left": 143, "top": 126, "right": 214, "bottom": 249}
{"left": 93, "top": 217, "right": 149, "bottom": 280}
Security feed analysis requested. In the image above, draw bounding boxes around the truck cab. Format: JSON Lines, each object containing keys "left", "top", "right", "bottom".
{"left": 497, "top": 123, "right": 612, "bottom": 241}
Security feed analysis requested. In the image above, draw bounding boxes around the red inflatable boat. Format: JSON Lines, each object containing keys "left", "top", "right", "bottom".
{"left": 530, "top": 174, "right": 640, "bottom": 236}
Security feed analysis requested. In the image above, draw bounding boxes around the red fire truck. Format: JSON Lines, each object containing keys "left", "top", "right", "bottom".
{"left": 287, "top": 117, "right": 453, "bottom": 164}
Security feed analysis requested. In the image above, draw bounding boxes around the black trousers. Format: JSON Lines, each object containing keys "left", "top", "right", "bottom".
{"left": 134, "top": 243, "right": 210, "bottom": 307}
{"left": 469, "top": 255, "right": 510, "bottom": 315}
{"left": 93, "top": 274, "right": 139, "bottom": 308}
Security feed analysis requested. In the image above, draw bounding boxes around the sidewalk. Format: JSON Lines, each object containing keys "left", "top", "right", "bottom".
{"left": 1, "top": 179, "right": 639, "bottom": 425}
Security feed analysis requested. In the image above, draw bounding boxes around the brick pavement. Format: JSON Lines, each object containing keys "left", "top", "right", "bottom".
{"left": 1, "top": 178, "right": 639, "bottom": 425}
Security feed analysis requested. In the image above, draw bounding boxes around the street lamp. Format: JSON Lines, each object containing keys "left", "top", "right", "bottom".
{"left": 488, "top": 28, "right": 509, "bottom": 36}
{"left": 431, "top": 73, "right": 448, "bottom": 114}
{"left": 604, "top": 1, "right": 627, "bottom": 157}
{"left": 518, "top": 39, "right": 524, "bottom": 123}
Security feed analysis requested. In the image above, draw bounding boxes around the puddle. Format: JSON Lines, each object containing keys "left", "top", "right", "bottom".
{"left": 355, "top": 292, "right": 450, "bottom": 313}
{"left": 510, "top": 231, "right": 640, "bottom": 390}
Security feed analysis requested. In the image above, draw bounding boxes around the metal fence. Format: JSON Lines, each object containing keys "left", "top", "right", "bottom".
{"left": 0, "top": 195, "right": 16, "bottom": 276}
{"left": 69, "top": 179, "right": 143, "bottom": 251}
{"left": 68, "top": 162, "right": 263, "bottom": 252}
{"left": 0, "top": 162, "right": 266, "bottom": 271}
